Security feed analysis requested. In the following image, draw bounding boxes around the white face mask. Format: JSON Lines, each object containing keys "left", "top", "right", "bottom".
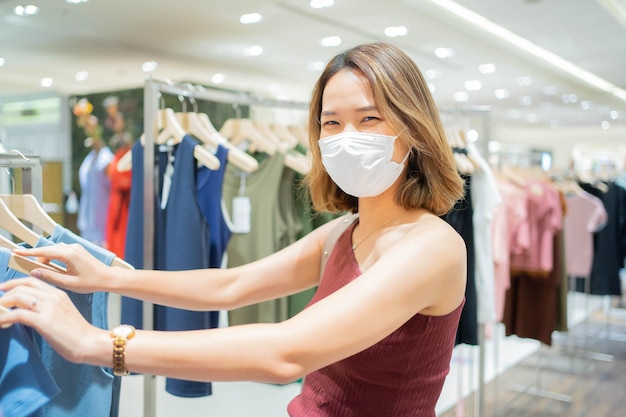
{"left": 319, "top": 131, "right": 410, "bottom": 198}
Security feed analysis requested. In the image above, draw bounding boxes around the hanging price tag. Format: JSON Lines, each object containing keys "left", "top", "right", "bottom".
{"left": 231, "top": 196, "right": 251, "bottom": 234}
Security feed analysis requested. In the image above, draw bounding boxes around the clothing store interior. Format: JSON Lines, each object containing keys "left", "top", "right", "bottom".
{"left": 1, "top": 0, "right": 625, "bottom": 416}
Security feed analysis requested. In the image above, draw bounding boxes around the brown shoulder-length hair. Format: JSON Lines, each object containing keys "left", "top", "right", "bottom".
{"left": 304, "top": 42, "right": 465, "bottom": 216}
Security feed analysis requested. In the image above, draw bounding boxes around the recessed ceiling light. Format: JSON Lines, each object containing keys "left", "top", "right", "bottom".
{"left": 75, "top": 71, "right": 88, "bottom": 82}
{"left": 424, "top": 69, "right": 440, "bottom": 80}
{"left": 581, "top": 100, "right": 591, "bottom": 110}
{"left": 434, "top": 47, "right": 455, "bottom": 58}
{"left": 307, "top": 61, "right": 325, "bottom": 72}
{"left": 244, "top": 45, "right": 263, "bottom": 56}
{"left": 519, "top": 96, "right": 532, "bottom": 106}
{"left": 211, "top": 73, "right": 225, "bottom": 84}
{"left": 601, "top": 120, "right": 610, "bottom": 130}
{"left": 464, "top": 80, "right": 482, "bottom": 91}
{"left": 384, "top": 26, "right": 408, "bottom": 37}
{"left": 240, "top": 13, "right": 262, "bottom": 24}
{"left": 466, "top": 129, "right": 479, "bottom": 141}
{"left": 453, "top": 91, "right": 468, "bottom": 102}
{"left": 14, "top": 5, "right": 39, "bottom": 16}
{"left": 320, "top": 36, "right": 341, "bottom": 47}
{"left": 516, "top": 76, "right": 532, "bottom": 86}
{"left": 542, "top": 85, "right": 557, "bottom": 95}
{"left": 0, "top": 58, "right": 5, "bottom": 67}
{"left": 428, "top": 83, "right": 436, "bottom": 93}
{"left": 40, "top": 77, "right": 53, "bottom": 88}
{"left": 610, "top": 110, "right": 619, "bottom": 119}
{"left": 478, "top": 63, "right": 496, "bottom": 74}
{"left": 561, "top": 93, "right": 577, "bottom": 104}
{"left": 142, "top": 61, "right": 158, "bottom": 73}
{"left": 310, "top": 0, "right": 334, "bottom": 8}
{"left": 494, "top": 88, "right": 510, "bottom": 99}
{"left": 65, "top": 0, "right": 89, "bottom": 4}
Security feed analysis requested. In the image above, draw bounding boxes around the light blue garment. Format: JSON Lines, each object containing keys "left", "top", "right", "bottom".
{"left": 5, "top": 236, "right": 119, "bottom": 417}
{"left": 77, "top": 146, "right": 113, "bottom": 245}
{"left": 0, "top": 247, "right": 60, "bottom": 417}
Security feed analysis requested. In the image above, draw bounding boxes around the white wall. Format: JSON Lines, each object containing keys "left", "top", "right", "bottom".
{"left": 491, "top": 123, "right": 626, "bottom": 171}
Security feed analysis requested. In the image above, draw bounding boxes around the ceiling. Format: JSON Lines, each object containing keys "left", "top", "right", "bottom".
{"left": 1, "top": 0, "right": 626, "bottom": 132}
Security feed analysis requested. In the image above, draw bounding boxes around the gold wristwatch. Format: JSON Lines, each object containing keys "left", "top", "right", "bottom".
{"left": 110, "top": 324, "right": 136, "bottom": 376}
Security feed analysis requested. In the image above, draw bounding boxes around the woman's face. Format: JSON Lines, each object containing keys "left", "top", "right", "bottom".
{"left": 319, "top": 69, "right": 408, "bottom": 161}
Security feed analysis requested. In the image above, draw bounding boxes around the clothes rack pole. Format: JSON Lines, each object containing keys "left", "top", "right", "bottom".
{"left": 140, "top": 78, "right": 309, "bottom": 417}
{"left": 0, "top": 152, "right": 43, "bottom": 201}
{"left": 439, "top": 106, "right": 491, "bottom": 417}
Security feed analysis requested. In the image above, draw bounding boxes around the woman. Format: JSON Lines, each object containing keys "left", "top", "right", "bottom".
{"left": 0, "top": 42, "right": 466, "bottom": 417}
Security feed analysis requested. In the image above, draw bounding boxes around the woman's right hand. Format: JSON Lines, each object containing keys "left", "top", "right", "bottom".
{"left": 14, "top": 243, "right": 112, "bottom": 294}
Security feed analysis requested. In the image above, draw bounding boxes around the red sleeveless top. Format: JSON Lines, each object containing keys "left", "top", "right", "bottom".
{"left": 287, "top": 221, "right": 464, "bottom": 417}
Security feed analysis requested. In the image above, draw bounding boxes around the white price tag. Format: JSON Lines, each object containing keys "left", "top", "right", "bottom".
{"left": 232, "top": 196, "right": 251, "bottom": 234}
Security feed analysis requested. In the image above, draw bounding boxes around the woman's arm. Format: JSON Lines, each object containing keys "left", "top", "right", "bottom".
{"left": 14, "top": 217, "right": 343, "bottom": 311}
{"left": 0, "top": 215, "right": 465, "bottom": 384}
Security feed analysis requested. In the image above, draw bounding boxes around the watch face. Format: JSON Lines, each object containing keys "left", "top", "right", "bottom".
{"left": 114, "top": 325, "right": 135, "bottom": 337}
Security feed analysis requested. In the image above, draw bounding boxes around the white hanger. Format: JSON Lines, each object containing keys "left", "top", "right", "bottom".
{"left": 219, "top": 118, "right": 277, "bottom": 155}
{"left": 284, "top": 150, "right": 311, "bottom": 176}
{"left": 288, "top": 124, "right": 310, "bottom": 149}
{"left": 253, "top": 121, "right": 293, "bottom": 152}
{"left": 0, "top": 233, "right": 67, "bottom": 273}
{"left": 0, "top": 198, "right": 41, "bottom": 247}
{"left": 176, "top": 112, "right": 259, "bottom": 173}
{"left": 0, "top": 194, "right": 134, "bottom": 270}
{"left": 118, "top": 108, "right": 220, "bottom": 172}
{"left": 269, "top": 123, "right": 299, "bottom": 150}
{"left": 0, "top": 194, "right": 56, "bottom": 237}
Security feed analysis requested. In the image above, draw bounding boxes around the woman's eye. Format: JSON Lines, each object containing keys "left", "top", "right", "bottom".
{"left": 362, "top": 116, "right": 380, "bottom": 122}
{"left": 322, "top": 120, "right": 339, "bottom": 126}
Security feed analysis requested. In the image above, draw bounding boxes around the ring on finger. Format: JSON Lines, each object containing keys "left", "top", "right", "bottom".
{"left": 31, "top": 296, "right": 38, "bottom": 310}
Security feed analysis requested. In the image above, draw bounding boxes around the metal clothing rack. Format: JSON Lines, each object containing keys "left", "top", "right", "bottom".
{"left": 439, "top": 106, "right": 491, "bottom": 417}
{"left": 0, "top": 151, "right": 43, "bottom": 200}
{"left": 141, "top": 78, "right": 308, "bottom": 417}
{"left": 488, "top": 144, "right": 574, "bottom": 414}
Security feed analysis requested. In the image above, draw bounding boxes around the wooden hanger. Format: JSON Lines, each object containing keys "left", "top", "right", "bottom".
{"left": 284, "top": 150, "right": 311, "bottom": 175}
{"left": 0, "top": 234, "right": 67, "bottom": 273}
{"left": 219, "top": 118, "right": 277, "bottom": 155}
{"left": 270, "top": 123, "right": 299, "bottom": 150}
{"left": 0, "top": 194, "right": 133, "bottom": 270}
{"left": 0, "top": 198, "right": 41, "bottom": 247}
{"left": 288, "top": 124, "right": 310, "bottom": 149}
{"left": 118, "top": 108, "right": 220, "bottom": 172}
{"left": 176, "top": 112, "right": 259, "bottom": 173}
{"left": 0, "top": 194, "right": 56, "bottom": 237}
{"left": 253, "top": 121, "right": 292, "bottom": 152}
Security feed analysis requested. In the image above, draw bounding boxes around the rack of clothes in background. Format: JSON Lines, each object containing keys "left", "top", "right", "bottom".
{"left": 439, "top": 106, "right": 497, "bottom": 417}
{"left": 128, "top": 78, "right": 332, "bottom": 417}
{"left": 487, "top": 141, "right": 626, "bottom": 413}
{"left": 0, "top": 151, "right": 135, "bottom": 417}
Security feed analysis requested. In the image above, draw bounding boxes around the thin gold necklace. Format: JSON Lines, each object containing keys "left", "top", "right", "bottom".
{"left": 352, "top": 220, "right": 396, "bottom": 251}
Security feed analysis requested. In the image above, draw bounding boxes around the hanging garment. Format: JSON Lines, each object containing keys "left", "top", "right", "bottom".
{"left": 3, "top": 234, "right": 118, "bottom": 417}
{"left": 0, "top": 248, "right": 60, "bottom": 417}
{"left": 196, "top": 144, "right": 232, "bottom": 271}
{"left": 563, "top": 191, "right": 607, "bottom": 278}
{"left": 441, "top": 175, "right": 478, "bottom": 346}
{"left": 122, "top": 136, "right": 214, "bottom": 398}
{"left": 222, "top": 151, "right": 289, "bottom": 325}
{"left": 578, "top": 181, "right": 626, "bottom": 296}
{"left": 105, "top": 146, "right": 133, "bottom": 258}
{"left": 467, "top": 142, "right": 501, "bottom": 324}
{"left": 287, "top": 220, "right": 464, "bottom": 417}
{"left": 77, "top": 146, "right": 114, "bottom": 246}
{"left": 503, "top": 181, "right": 564, "bottom": 345}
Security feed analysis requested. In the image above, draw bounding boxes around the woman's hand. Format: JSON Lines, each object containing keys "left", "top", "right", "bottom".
{"left": 0, "top": 277, "right": 108, "bottom": 365}
{"left": 14, "top": 243, "right": 112, "bottom": 294}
